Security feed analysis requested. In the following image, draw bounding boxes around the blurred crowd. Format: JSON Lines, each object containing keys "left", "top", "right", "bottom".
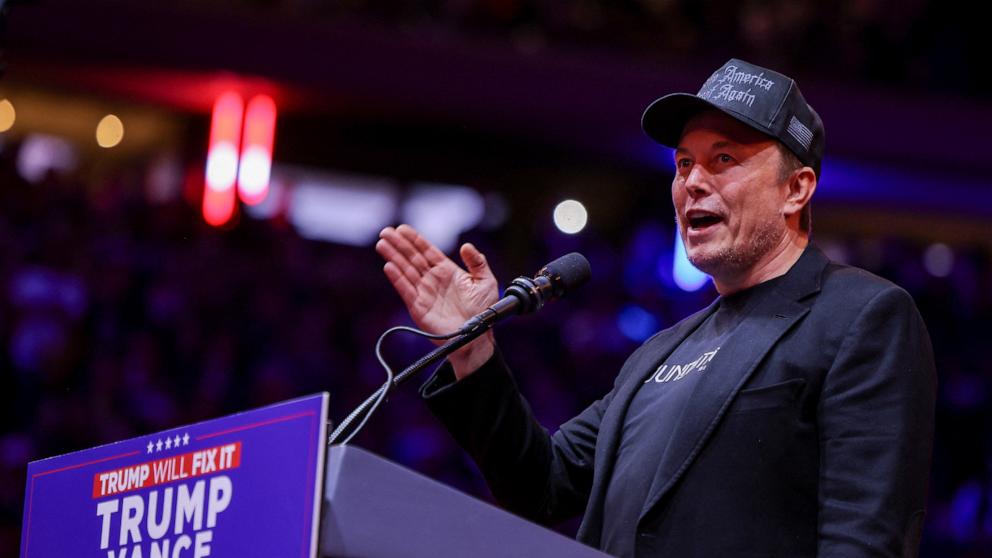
{"left": 271, "top": 0, "right": 985, "bottom": 96}
{"left": 0, "top": 140, "right": 991, "bottom": 557}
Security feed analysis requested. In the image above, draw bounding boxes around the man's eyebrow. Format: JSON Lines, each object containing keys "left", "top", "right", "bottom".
{"left": 674, "top": 140, "right": 739, "bottom": 154}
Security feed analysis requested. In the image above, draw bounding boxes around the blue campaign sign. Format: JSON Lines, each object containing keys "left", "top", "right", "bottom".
{"left": 21, "top": 393, "right": 329, "bottom": 558}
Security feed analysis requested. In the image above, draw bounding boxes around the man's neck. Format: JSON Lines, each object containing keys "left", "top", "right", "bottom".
{"left": 713, "top": 233, "right": 809, "bottom": 296}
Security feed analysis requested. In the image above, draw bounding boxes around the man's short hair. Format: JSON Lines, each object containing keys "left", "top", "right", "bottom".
{"left": 776, "top": 142, "right": 811, "bottom": 233}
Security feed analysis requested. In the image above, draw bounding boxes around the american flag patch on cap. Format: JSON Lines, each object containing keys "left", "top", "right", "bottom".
{"left": 787, "top": 116, "right": 814, "bottom": 151}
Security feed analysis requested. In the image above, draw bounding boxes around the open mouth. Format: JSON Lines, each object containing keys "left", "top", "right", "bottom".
{"left": 687, "top": 213, "right": 724, "bottom": 231}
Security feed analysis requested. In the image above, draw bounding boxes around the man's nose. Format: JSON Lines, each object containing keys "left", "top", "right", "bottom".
{"left": 683, "top": 165, "right": 712, "bottom": 198}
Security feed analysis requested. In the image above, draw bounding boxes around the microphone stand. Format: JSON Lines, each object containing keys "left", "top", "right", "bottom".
{"left": 327, "top": 267, "right": 584, "bottom": 445}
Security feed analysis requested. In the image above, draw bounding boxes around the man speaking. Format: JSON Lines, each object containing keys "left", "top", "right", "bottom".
{"left": 375, "top": 58, "right": 936, "bottom": 557}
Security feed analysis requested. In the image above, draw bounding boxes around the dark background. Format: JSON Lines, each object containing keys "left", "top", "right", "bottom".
{"left": 0, "top": 0, "right": 990, "bottom": 555}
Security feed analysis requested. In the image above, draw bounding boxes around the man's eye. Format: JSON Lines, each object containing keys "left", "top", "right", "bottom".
{"left": 677, "top": 158, "right": 692, "bottom": 169}
{"left": 717, "top": 154, "right": 734, "bottom": 164}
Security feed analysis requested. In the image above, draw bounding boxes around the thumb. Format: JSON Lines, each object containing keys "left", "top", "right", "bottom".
{"left": 459, "top": 243, "right": 493, "bottom": 279}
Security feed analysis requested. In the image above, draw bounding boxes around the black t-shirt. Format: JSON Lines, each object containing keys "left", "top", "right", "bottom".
{"left": 601, "top": 276, "right": 785, "bottom": 556}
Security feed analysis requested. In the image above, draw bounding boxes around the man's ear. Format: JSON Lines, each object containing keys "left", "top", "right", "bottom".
{"left": 784, "top": 167, "right": 817, "bottom": 219}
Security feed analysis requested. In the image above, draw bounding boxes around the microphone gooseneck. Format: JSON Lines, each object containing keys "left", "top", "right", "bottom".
{"left": 328, "top": 252, "right": 591, "bottom": 446}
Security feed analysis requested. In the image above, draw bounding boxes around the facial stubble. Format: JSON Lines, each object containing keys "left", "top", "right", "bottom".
{"left": 678, "top": 213, "right": 786, "bottom": 280}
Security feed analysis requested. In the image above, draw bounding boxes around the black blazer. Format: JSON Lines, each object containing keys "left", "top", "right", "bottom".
{"left": 422, "top": 246, "right": 936, "bottom": 557}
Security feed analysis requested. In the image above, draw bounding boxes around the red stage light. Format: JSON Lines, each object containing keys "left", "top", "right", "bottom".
{"left": 203, "top": 91, "right": 244, "bottom": 227}
{"left": 238, "top": 95, "right": 277, "bottom": 206}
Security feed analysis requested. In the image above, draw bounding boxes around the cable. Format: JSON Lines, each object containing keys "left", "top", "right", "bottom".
{"left": 330, "top": 325, "right": 460, "bottom": 445}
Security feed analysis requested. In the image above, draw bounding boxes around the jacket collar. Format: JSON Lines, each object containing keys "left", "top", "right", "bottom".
{"left": 770, "top": 242, "right": 828, "bottom": 303}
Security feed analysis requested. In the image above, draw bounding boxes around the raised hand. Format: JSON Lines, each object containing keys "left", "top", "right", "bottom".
{"left": 375, "top": 225, "right": 498, "bottom": 378}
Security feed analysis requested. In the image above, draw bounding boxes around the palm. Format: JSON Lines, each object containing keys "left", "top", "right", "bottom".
{"left": 409, "top": 262, "right": 495, "bottom": 333}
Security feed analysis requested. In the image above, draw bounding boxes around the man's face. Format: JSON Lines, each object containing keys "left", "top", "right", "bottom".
{"left": 672, "top": 110, "right": 790, "bottom": 279}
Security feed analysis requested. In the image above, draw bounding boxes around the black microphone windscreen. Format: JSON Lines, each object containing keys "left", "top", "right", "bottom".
{"left": 542, "top": 252, "right": 591, "bottom": 293}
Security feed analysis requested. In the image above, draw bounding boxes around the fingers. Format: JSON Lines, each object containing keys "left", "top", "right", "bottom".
{"left": 376, "top": 237, "right": 421, "bottom": 287}
{"left": 399, "top": 225, "right": 447, "bottom": 267}
{"left": 382, "top": 261, "right": 418, "bottom": 308}
{"left": 379, "top": 225, "right": 434, "bottom": 276}
{"left": 459, "top": 242, "right": 493, "bottom": 280}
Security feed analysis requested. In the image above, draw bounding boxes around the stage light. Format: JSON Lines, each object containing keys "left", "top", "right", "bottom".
{"left": 17, "top": 134, "right": 78, "bottom": 183}
{"left": 203, "top": 92, "right": 244, "bottom": 227}
{"left": 0, "top": 99, "right": 15, "bottom": 132}
{"left": 553, "top": 199, "right": 587, "bottom": 234}
{"left": 95, "top": 114, "right": 124, "bottom": 148}
{"left": 206, "top": 144, "right": 239, "bottom": 188}
{"left": 923, "top": 243, "right": 954, "bottom": 278}
{"left": 288, "top": 170, "right": 398, "bottom": 246}
{"left": 237, "top": 95, "right": 277, "bottom": 206}
{"left": 401, "top": 184, "right": 485, "bottom": 252}
{"left": 673, "top": 235, "right": 709, "bottom": 291}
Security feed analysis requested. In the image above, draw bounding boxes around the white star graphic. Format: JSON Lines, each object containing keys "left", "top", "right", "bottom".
{"left": 156, "top": 439, "right": 163, "bottom": 452}
{"left": 182, "top": 433, "right": 190, "bottom": 446}
{"left": 174, "top": 435, "right": 181, "bottom": 448}
{"left": 147, "top": 441, "right": 154, "bottom": 454}
{"left": 165, "top": 437, "right": 172, "bottom": 450}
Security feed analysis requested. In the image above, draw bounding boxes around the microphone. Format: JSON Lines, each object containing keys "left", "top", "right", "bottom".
{"left": 459, "top": 252, "right": 591, "bottom": 333}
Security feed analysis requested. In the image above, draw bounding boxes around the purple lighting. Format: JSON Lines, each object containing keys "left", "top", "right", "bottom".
{"left": 818, "top": 158, "right": 992, "bottom": 217}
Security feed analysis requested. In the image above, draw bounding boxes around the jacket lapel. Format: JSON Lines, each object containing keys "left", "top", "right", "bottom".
{"left": 636, "top": 245, "right": 829, "bottom": 521}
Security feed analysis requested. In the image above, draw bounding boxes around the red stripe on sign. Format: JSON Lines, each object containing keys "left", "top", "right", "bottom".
{"left": 92, "top": 441, "right": 242, "bottom": 499}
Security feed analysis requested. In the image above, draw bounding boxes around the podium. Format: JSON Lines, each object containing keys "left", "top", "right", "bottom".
{"left": 321, "top": 445, "right": 610, "bottom": 558}
{"left": 20, "top": 394, "right": 610, "bottom": 558}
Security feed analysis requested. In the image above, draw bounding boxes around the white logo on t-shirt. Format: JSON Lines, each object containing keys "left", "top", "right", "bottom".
{"left": 644, "top": 347, "right": 721, "bottom": 384}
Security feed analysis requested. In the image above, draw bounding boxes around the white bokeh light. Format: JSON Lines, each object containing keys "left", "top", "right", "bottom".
{"left": 16, "top": 134, "right": 78, "bottom": 183}
{"left": 553, "top": 199, "right": 588, "bottom": 234}
{"left": 401, "top": 184, "right": 486, "bottom": 253}
{"left": 923, "top": 243, "right": 954, "bottom": 278}
{"left": 205, "top": 142, "right": 239, "bottom": 191}
{"left": 286, "top": 169, "right": 398, "bottom": 246}
{"left": 238, "top": 145, "right": 273, "bottom": 199}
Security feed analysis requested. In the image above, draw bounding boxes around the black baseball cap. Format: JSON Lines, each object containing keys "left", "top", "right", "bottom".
{"left": 642, "top": 58, "right": 825, "bottom": 176}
